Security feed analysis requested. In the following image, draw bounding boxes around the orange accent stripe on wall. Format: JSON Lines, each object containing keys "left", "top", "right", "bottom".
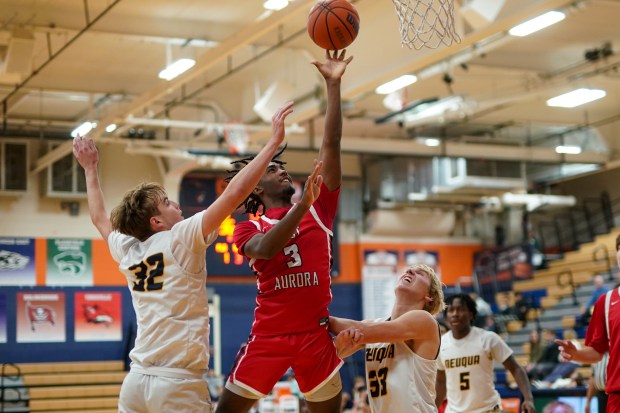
{"left": 35, "top": 238, "right": 47, "bottom": 286}
{"left": 333, "top": 243, "right": 360, "bottom": 283}
{"left": 92, "top": 239, "right": 126, "bottom": 286}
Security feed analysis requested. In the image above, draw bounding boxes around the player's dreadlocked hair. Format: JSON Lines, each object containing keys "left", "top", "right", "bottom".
{"left": 225, "top": 145, "right": 287, "bottom": 215}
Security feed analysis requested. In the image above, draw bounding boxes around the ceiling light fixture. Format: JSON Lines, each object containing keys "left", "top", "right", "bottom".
{"left": 555, "top": 145, "right": 582, "bottom": 155}
{"left": 508, "top": 10, "right": 565, "bottom": 37}
{"left": 546, "top": 88, "right": 606, "bottom": 108}
{"left": 158, "top": 58, "right": 196, "bottom": 81}
{"left": 375, "top": 75, "right": 418, "bottom": 95}
{"left": 263, "top": 0, "right": 288, "bottom": 10}
{"left": 71, "top": 121, "right": 96, "bottom": 138}
{"left": 420, "top": 138, "right": 441, "bottom": 147}
{"left": 105, "top": 124, "right": 118, "bottom": 133}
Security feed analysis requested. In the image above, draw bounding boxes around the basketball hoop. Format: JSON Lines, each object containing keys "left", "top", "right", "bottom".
{"left": 224, "top": 124, "right": 249, "bottom": 155}
{"left": 392, "top": 0, "right": 461, "bottom": 50}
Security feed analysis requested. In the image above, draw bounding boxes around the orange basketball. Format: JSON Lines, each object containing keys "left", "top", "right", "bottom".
{"left": 307, "top": 0, "right": 360, "bottom": 50}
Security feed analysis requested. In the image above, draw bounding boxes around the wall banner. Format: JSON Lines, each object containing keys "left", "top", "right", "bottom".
{"left": 16, "top": 292, "right": 66, "bottom": 343}
{"left": 0, "top": 237, "right": 36, "bottom": 286}
{"left": 74, "top": 292, "right": 122, "bottom": 342}
{"left": 47, "top": 239, "right": 93, "bottom": 286}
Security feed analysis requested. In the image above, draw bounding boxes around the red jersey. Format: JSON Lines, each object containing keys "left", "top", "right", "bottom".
{"left": 233, "top": 184, "right": 339, "bottom": 336}
{"left": 586, "top": 285, "right": 620, "bottom": 392}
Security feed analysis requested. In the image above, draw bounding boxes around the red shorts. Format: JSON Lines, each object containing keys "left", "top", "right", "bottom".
{"left": 609, "top": 393, "right": 620, "bottom": 413}
{"left": 229, "top": 327, "right": 343, "bottom": 397}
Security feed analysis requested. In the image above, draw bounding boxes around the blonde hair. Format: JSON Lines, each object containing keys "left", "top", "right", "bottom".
{"left": 410, "top": 264, "right": 445, "bottom": 315}
{"left": 110, "top": 182, "right": 167, "bottom": 241}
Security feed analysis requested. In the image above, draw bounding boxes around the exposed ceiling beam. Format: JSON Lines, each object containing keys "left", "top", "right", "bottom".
{"left": 30, "top": 0, "right": 315, "bottom": 175}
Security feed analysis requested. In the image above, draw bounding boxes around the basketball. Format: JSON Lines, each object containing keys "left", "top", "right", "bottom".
{"left": 307, "top": 0, "right": 360, "bottom": 50}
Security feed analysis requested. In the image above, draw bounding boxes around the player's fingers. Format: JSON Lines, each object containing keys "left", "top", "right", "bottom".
{"left": 339, "top": 49, "right": 347, "bottom": 60}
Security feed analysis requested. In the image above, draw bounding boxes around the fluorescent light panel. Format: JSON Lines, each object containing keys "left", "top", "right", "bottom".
{"left": 508, "top": 11, "right": 565, "bottom": 37}
{"left": 158, "top": 58, "right": 196, "bottom": 81}
{"left": 71, "top": 121, "right": 95, "bottom": 138}
{"left": 263, "top": 0, "right": 288, "bottom": 10}
{"left": 555, "top": 145, "right": 582, "bottom": 155}
{"left": 546, "top": 88, "right": 606, "bottom": 108}
{"left": 375, "top": 75, "right": 417, "bottom": 95}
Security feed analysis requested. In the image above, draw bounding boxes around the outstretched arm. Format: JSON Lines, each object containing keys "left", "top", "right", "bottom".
{"left": 201, "top": 102, "right": 293, "bottom": 238}
{"left": 242, "top": 161, "right": 323, "bottom": 259}
{"left": 555, "top": 339, "right": 604, "bottom": 364}
{"left": 330, "top": 311, "right": 438, "bottom": 344}
{"left": 73, "top": 136, "right": 113, "bottom": 240}
{"left": 311, "top": 50, "right": 352, "bottom": 191}
{"left": 503, "top": 356, "right": 535, "bottom": 413}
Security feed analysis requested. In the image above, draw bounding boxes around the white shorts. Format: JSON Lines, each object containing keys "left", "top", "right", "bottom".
{"left": 119, "top": 368, "right": 212, "bottom": 413}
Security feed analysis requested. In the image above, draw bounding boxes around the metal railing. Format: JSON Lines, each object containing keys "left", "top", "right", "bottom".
{"left": 0, "top": 363, "right": 22, "bottom": 413}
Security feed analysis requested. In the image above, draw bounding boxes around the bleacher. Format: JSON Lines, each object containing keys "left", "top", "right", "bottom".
{"left": 0, "top": 361, "right": 125, "bottom": 413}
{"left": 493, "top": 229, "right": 620, "bottom": 395}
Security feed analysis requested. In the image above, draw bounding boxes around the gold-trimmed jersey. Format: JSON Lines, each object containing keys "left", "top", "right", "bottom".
{"left": 365, "top": 340, "right": 438, "bottom": 413}
{"left": 437, "top": 327, "right": 512, "bottom": 413}
{"left": 108, "top": 211, "right": 218, "bottom": 372}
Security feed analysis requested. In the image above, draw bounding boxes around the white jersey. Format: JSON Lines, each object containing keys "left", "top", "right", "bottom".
{"left": 108, "top": 211, "right": 218, "bottom": 373}
{"left": 365, "top": 337, "right": 438, "bottom": 412}
{"left": 437, "top": 327, "right": 512, "bottom": 413}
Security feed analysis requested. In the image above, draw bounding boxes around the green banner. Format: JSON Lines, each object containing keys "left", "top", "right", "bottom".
{"left": 46, "top": 239, "right": 93, "bottom": 286}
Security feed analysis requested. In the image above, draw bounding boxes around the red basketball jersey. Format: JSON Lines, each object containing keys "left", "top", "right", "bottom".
{"left": 234, "top": 184, "right": 339, "bottom": 336}
{"left": 586, "top": 286, "right": 620, "bottom": 392}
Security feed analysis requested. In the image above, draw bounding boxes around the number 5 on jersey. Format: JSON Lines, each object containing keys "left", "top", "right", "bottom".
{"left": 368, "top": 367, "right": 389, "bottom": 398}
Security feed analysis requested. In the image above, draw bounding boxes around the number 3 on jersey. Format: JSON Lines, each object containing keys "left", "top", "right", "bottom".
{"left": 284, "top": 244, "right": 302, "bottom": 268}
{"left": 368, "top": 367, "right": 389, "bottom": 398}
{"left": 129, "top": 252, "right": 165, "bottom": 291}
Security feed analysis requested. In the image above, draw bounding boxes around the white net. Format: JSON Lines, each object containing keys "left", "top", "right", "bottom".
{"left": 224, "top": 125, "right": 249, "bottom": 155}
{"left": 392, "top": 0, "right": 461, "bottom": 50}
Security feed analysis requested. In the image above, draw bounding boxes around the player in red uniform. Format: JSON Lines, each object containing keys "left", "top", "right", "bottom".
{"left": 215, "top": 50, "right": 352, "bottom": 413}
{"left": 556, "top": 234, "right": 620, "bottom": 413}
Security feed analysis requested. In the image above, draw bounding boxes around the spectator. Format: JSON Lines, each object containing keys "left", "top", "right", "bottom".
{"left": 533, "top": 329, "right": 581, "bottom": 388}
{"left": 525, "top": 329, "right": 545, "bottom": 375}
{"left": 579, "top": 275, "right": 608, "bottom": 327}
{"left": 542, "top": 400, "right": 574, "bottom": 413}
{"left": 529, "top": 329, "right": 560, "bottom": 381}
{"left": 514, "top": 292, "right": 534, "bottom": 325}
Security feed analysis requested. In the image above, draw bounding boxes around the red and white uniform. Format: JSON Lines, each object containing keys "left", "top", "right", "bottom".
{"left": 586, "top": 286, "right": 620, "bottom": 412}
{"left": 233, "top": 184, "right": 339, "bottom": 336}
{"left": 230, "top": 184, "right": 342, "bottom": 397}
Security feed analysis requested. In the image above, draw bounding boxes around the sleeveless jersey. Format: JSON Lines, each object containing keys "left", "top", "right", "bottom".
{"left": 437, "top": 327, "right": 512, "bottom": 413}
{"left": 108, "top": 211, "right": 218, "bottom": 372}
{"left": 233, "top": 184, "right": 339, "bottom": 335}
{"left": 365, "top": 340, "right": 438, "bottom": 413}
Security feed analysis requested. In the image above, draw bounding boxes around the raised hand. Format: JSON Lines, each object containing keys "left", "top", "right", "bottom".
{"left": 311, "top": 49, "right": 353, "bottom": 81}
{"left": 72, "top": 135, "right": 99, "bottom": 171}
{"left": 300, "top": 160, "right": 323, "bottom": 208}
{"left": 270, "top": 101, "right": 294, "bottom": 146}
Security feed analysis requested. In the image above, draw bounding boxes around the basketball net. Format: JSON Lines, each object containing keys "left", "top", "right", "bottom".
{"left": 224, "top": 124, "right": 249, "bottom": 155}
{"left": 392, "top": 0, "right": 461, "bottom": 50}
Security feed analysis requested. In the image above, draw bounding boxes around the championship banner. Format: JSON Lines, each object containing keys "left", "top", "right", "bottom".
{"left": 404, "top": 249, "right": 441, "bottom": 278}
{"left": 46, "top": 239, "right": 93, "bottom": 286}
{"left": 74, "top": 292, "right": 122, "bottom": 342}
{"left": 16, "top": 292, "right": 66, "bottom": 343}
{"left": 361, "top": 249, "right": 399, "bottom": 320}
{"left": 0, "top": 237, "right": 36, "bottom": 286}
{"left": 473, "top": 244, "right": 533, "bottom": 302}
{"left": 0, "top": 294, "right": 6, "bottom": 343}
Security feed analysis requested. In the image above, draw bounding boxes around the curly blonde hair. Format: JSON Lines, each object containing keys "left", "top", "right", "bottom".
{"left": 110, "top": 182, "right": 167, "bottom": 241}
{"left": 410, "top": 264, "right": 445, "bottom": 315}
